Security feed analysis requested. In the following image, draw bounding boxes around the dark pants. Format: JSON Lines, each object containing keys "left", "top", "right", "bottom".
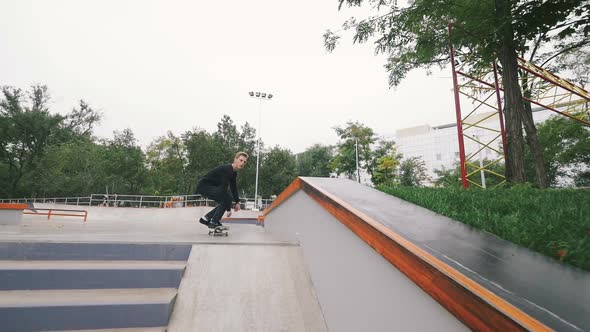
{"left": 197, "top": 185, "right": 232, "bottom": 223}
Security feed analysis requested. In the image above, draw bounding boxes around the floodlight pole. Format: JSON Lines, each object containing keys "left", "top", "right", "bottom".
{"left": 248, "top": 91, "right": 273, "bottom": 210}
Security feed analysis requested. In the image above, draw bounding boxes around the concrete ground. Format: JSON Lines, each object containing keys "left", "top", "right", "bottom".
{"left": 1, "top": 207, "right": 276, "bottom": 245}
{"left": 0, "top": 207, "right": 325, "bottom": 331}
{"left": 167, "top": 245, "right": 327, "bottom": 332}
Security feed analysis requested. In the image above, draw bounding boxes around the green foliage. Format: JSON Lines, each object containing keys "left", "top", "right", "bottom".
{"left": 1, "top": 85, "right": 67, "bottom": 196}
{"left": 327, "top": 0, "right": 589, "bottom": 87}
{"left": 259, "top": 146, "right": 297, "bottom": 197}
{"left": 0, "top": 84, "right": 296, "bottom": 199}
{"left": 331, "top": 121, "right": 377, "bottom": 179}
{"left": 378, "top": 185, "right": 590, "bottom": 271}
{"left": 296, "top": 144, "right": 334, "bottom": 177}
{"left": 434, "top": 160, "right": 506, "bottom": 188}
{"left": 398, "top": 156, "right": 430, "bottom": 187}
{"left": 331, "top": 122, "right": 404, "bottom": 185}
{"left": 28, "top": 139, "right": 107, "bottom": 197}
{"left": 433, "top": 165, "right": 462, "bottom": 188}
{"left": 103, "top": 129, "right": 147, "bottom": 194}
{"left": 326, "top": 0, "right": 589, "bottom": 186}
{"left": 145, "top": 131, "right": 189, "bottom": 195}
{"left": 371, "top": 139, "right": 403, "bottom": 186}
{"left": 525, "top": 116, "right": 590, "bottom": 187}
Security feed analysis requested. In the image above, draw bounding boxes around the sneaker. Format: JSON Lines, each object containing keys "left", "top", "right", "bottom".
{"left": 199, "top": 217, "right": 210, "bottom": 226}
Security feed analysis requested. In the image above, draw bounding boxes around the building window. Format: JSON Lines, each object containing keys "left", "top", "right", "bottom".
{"left": 436, "top": 154, "right": 441, "bottom": 161}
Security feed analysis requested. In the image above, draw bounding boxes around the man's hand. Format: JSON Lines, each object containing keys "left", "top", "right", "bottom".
{"left": 234, "top": 202, "right": 241, "bottom": 212}
{"left": 226, "top": 210, "right": 232, "bottom": 218}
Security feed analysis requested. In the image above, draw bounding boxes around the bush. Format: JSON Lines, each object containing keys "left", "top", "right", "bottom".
{"left": 378, "top": 185, "right": 590, "bottom": 271}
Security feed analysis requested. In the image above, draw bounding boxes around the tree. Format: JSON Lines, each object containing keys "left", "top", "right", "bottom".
{"left": 29, "top": 138, "right": 107, "bottom": 197}
{"left": 61, "top": 100, "right": 102, "bottom": 139}
{"left": 324, "top": 0, "right": 590, "bottom": 187}
{"left": 103, "top": 129, "right": 147, "bottom": 194}
{"left": 398, "top": 157, "right": 430, "bottom": 187}
{"left": 258, "top": 147, "right": 297, "bottom": 197}
{"left": 527, "top": 116, "right": 590, "bottom": 187}
{"left": 370, "top": 139, "right": 403, "bottom": 186}
{"left": 331, "top": 121, "right": 377, "bottom": 180}
{"left": 145, "top": 131, "right": 189, "bottom": 195}
{"left": 0, "top": 85, "right": 63, "bottom": 196}
{"left": 297, "top": 144, "right": 334, "bottom": 177}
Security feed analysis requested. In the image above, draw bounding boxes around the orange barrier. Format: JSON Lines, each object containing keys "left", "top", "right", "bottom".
{"left": 0, "top": 203, "right": 28, "bottom": 210}
{"left": 24, "top": 208, "right": 88, "bottom": 222}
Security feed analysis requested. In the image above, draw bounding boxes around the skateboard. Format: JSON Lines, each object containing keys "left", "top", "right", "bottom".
{"left": 208, "top": 225, "right": 229, "bottom": 237}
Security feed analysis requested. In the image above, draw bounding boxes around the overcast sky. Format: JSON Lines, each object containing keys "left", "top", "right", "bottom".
{"left": 1, "top": 0, "right": 458, "bottom": 153}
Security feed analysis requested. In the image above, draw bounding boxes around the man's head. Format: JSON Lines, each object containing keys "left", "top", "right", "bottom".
{"left": 232, "top": 151, "right": 249, "bottom": 171}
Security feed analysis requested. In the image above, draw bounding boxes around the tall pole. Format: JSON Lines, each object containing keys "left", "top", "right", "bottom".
{"left": 254, "top": 98, "right": 262, "bottom": 210}
{"left": 249, "top": 91, "right": 273, "bottom": 211}
{"left": 355, "top": 137, "right": 360, "bottom": 183}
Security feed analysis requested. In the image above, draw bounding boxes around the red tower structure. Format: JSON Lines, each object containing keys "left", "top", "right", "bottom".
{"left": 449, "top": 24, "right": 590, "bottom": 188}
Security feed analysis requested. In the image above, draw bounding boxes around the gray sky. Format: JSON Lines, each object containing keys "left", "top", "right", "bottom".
{"left": 1, "top": 0, "right": 457, "bottom": 153}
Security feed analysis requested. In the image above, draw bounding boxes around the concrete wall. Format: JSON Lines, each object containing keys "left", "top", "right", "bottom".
{"left": 265, "top": 190, "right": 468, "bottom": 332}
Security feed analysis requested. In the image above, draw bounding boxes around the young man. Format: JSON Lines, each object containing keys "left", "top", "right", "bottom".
{"left": 196, "top": 152, "right": 248, "bottom": 229}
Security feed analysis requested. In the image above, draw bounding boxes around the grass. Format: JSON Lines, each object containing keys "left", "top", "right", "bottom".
{"left": 377, "top": 185, "right": 590, "bottom": 271}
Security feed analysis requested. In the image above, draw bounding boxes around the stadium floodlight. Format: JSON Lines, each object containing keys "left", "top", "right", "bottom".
{"left": 248, "top": 90, "right": 275, "bottom": 210}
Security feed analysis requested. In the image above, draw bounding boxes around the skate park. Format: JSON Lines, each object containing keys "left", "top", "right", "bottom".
{"left": 0, "top": 177, "right": 588, "bottom": 332}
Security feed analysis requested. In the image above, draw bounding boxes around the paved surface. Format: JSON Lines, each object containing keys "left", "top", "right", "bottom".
{"left": 26, "top": 203, "right": 261, "bottom": 222}
{"left": 302, "top": 177, "right": 590, "bottom": 332}
{"left": 167, "top": 245, "right": 327, "bottom": 332}
{"left": 0, "top": 207, "right": 316, "bottom": 331}
{"left": 0, "top": 213, "right": 287, "bottom": 245}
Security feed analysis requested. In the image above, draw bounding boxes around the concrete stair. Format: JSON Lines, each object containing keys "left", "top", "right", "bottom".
{"left": 0, "top": 242, "right": 191, "bottom": 332}
{"left": 0, "top": 260, "right": 186, "bottom": 290}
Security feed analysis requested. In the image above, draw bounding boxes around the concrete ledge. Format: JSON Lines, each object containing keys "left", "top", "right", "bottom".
{"left": 0, "top": 203, "right": 27, "bottom": 225}
{"left": 0, "top": 288, "right": 177, "bottom": 332}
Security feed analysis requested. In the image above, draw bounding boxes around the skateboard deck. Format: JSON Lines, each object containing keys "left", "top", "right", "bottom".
{"left": 208, "top": 226, "right": 229, "bottom": 237}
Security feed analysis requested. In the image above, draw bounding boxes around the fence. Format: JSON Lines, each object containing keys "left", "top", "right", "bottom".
{"left": 0, "top": 194, "right": 275, "bottom": 211}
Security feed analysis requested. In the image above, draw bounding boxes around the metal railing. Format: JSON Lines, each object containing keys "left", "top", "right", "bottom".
{"left": 1, "top": 194, "right": 275, "bottom": 211}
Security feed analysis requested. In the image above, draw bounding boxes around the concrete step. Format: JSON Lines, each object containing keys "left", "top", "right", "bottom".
{"left": 0, "top": 288, "right": 177, "bottom": 332}
{"left": 0, "top": 260, "right": 186, "bottom": 290}
{"left": 0, "top": 242, "right": 192, "bottom": 261}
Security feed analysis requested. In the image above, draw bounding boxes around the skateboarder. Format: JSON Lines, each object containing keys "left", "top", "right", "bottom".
{"left": 195, "top": 151, "right": 248, "bottom": 230}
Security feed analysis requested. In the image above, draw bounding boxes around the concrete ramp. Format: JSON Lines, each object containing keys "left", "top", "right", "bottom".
{"left": 167, "top": 244, "right": 327, "bottom": 332}
{"left": 262, "top": 177, "right": 590, "bottom": 332}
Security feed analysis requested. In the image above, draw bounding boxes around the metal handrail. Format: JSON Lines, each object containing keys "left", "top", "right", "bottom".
{"left": 1, "top": 194, "right": 275, "bottom": 210}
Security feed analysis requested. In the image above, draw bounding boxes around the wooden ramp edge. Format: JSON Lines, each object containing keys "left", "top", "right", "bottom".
{"left": 262, "top": 177, "right": 551, "bottom": 332}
